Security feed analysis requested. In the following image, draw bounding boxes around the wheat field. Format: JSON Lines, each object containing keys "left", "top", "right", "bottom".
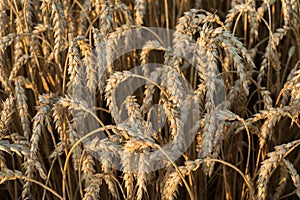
{"left": 0, "top": 0, "right": 299, "bottom": 199}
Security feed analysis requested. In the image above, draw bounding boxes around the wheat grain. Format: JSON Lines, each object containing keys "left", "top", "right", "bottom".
{"left": 162, "top": 159, "right": 201, "bottom": 200}
{"left": 51, "top": 0, "right": 66, "bottom": 63}
{"left": 9, "top": 55, "right": 30, "bottom": 81}
{"left": 257, "top": 140, "right": 300, "bottom": 200}
{"left": 134, "top": 0, "right": 146, "bottom": 25}
{"left": 99, "top": 0, "right": 114, "bottom": 35}
{"left": 0, "top": 1, "right": 8, "bottom": 38}
{"left": 114, "top": 2, "right": 133, "bottom": 25}
{"left": 15, "top": 77, "right": 31, "bottom": 140}
{"left": 78, "top": 0, "right": 92, "bottom": 36}
{"left": 83, "top": 173, "right": 103, "bottom": 200}
{"left": 283, "top": 159, "right": 300, "bottom": 198}
{"left": 52, "top": 101, "right": 64, "bottom": 140}
{"left": 140, "top": 68, "right": 161, "bottom": 114}
{"left": 0, "top": 95, "right": 14, "bottom": 136}
{"left": 136, "top": 153, "right": 149, "bottom": 200}
{"left": 105, "top": 71, "right": 131, "bottom": 123}
{"left": 14, "top": 12, "right": 25, "bottom": 64}
{"left": 81, "top": 153, "right": 96, "bottom": 199}
{"left": 279, "top": 61, "right": 300, "bottom": 106}
{"left": 260, "top": 87, "right": 273, "bottom": 110}
{"left": 121, "top": 150, "right": 134, "bottom": 199}
{"left": 23, "top": 94, "right": 54, "bottom": 199}
{"left": 273, "top": 162, "right": 289, "bottom": 200}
